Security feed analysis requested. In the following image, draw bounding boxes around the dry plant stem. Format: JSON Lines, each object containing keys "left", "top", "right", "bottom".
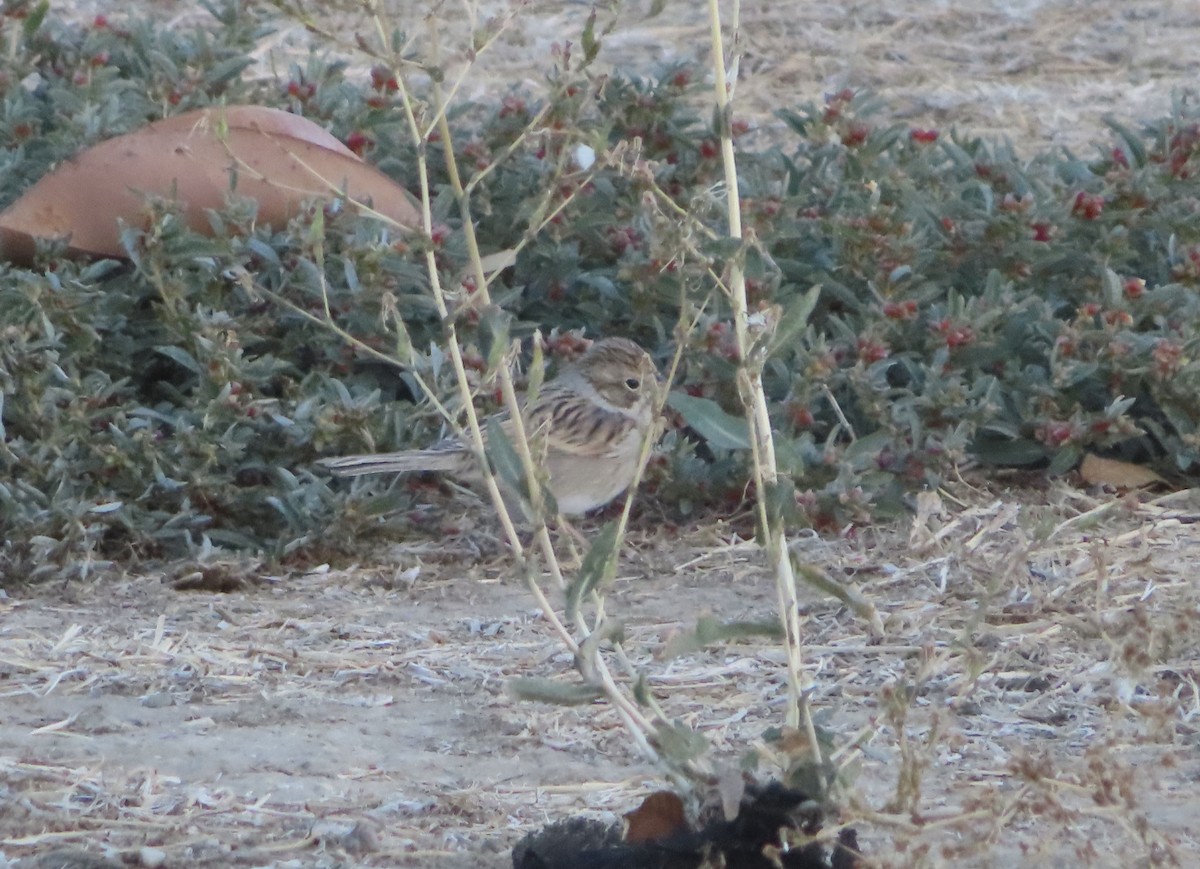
{"left": 423, "top": 24, "right": 551, "bottom": 533}
{"left": 418, "top": 15, "right": 668, "bottom": 760}
{"left": 821, "top": 384, "right": 856, "bottom": 441}
{"left": 574, "top": 362, "right": 694, "bottom": 764}
{"left": 464, "top": 102, "right": 552, "bottom": 194}
{"left": 364, "top": 0, "right": 519, "bottom": 129}
{"left": 273, "top": 0, "right": 668, "bottom": 769}
{"left": 382, "top": 27, "right": 527, "bottom": 557}
{"left": 792, "top": 561, "right": 884, "bottom": 637}
{"left": 522, "top": 148, "right": 603, "bottom": 245}
{"left": 707, "top": 0, "right": 815, "bottom": 747}
{"left": 851, "top": 789, "right": 1035, "bottom": 832}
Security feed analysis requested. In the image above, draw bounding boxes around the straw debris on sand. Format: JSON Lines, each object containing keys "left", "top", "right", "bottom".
{"left": 3, "top": 479, "right": 1199, "bottom": 866}
{"left": 4, "top": 1, "right": 1200, "bottom": 866}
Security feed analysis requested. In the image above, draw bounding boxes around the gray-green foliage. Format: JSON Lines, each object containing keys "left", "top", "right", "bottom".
{"left": 4, "top": 6, "right": 1200, "bottom": 579}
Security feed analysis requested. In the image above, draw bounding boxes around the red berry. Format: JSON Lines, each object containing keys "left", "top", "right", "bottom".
{"left": 1072, "top": 191, "right": 1104, "bottom": 220}
{"left": 910, "top": 128, "right": 939, "bottom": 144}
{"left": 856, "top": 337, "right": 890, "bottom": 363}
{"left": 841, "top": 122, "right": 869, "bottom": 147}
{"left": 1122, "top": 277, "right": 1145, "bottom": 299}
{"left": 932, "top": 319, "right": 974, "bottom": 348}
{"left": 1041, "top": 422, "right": 1073, "bottom": 447}
{"left": 369, "top": 65, "right": 398, "bottom": 93}
{"left": 499, "top": 95, "right": 527, "bottom": 119}
{"left": 607, "top": 225, "right": 642, "bottom": 255}
{"left": 882, "top": 300, "right": 918, "bottom": 320}
{"left": 944, "top": 326, "right": 974, "bottom": 348}
{"left": 789, "top": 406, "right": 815, "bottom": 428}
{"left": 1153, "top": 340, "right": 1182, "bottom": 378}
{"left": 344, "top": 131, "right": 370, "bottom": 155}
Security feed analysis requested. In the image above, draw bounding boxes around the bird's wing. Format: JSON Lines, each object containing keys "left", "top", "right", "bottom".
{"left": 523, "top": 389, "right": 637, "bottom": 459}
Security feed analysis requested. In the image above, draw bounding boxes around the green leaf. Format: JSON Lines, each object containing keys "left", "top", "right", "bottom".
{"left": 581, "top": 9, "right": 600, "bottom": 64}
{"left": 632, "top": 673, "right": 651, "bottom": 706}
{"left": 360, "top": 491, "right": 412, "bottom": 516}
{"left": 505, "top": 677, "right": 604, "bottom": 706}
{"left": 1101, "top": 268, "right": 1123, "bottom": 307}
{"left": 841, "top": 430, "right": 893, "bottom": 470}
{"left": 1048, "top": 444, "right": 1082, "bottom": 476}
{"left": 246, "top": 239, "right": 280, "bottom": 267}
{"left": 768, "top": 284, "right": 821, "bottom": 359}
{"left": 764, "top": 478, "right": 795, "bottom": 527}
{"left": 154, "top": 345, "right": 203, "bottom": 376}
{"left": 662, "top": 615, "right": 783, "bottom": 659}
{"left": 203, "top": 56, "right": 254, "bottom": 87}
{"left": 79, "top": 260, "right": 124, "bottom": 282}
{"left": 567, "top": 521, "right": 620, "bottom": 614}
{"left": 485, "top": 416, "right": 525, "bottom": 499}
{"left": 775, "top": 108, "right": 811, "bottom": 136}
{"left": 973, "top": 434, "right": 1047, "bottom": 466}
{"left": 701, "top": 236, "right": 746, "bottom": 260}
{"left": 22, "top": 0, "right": 48, "bottom": 37}
{"left": 479, "top": 306, "right": 512, "bottom": 376}
{"left": 306, "top": 207, "right": 325, "bottom": 245}
{"left": 667, "top": 393, "right": 751, "bottom": 450}
{"left": 578, "top": 618, "right": 625, "bottom": 670}
{"left": 1103, "top": 116, "right": 1147, "bottom": 167}
{"left": 654, "top": 721, "right": 708, "bottom": 763}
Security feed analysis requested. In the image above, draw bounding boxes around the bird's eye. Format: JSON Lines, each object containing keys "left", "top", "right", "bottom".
{"left": 625, "top": 377, "right": 640, "bottom": 390}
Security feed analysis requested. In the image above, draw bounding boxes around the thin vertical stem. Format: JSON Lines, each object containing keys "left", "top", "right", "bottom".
{"left": 705, "top": 0, "right": 818, "bottom": 756}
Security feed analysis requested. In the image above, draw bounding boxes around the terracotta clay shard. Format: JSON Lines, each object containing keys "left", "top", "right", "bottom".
{"left": 0, "top": 105, "right": 419, "bottom": 265}
{"left": 1078, "top": 453, "right": 1164, "bottom": 490}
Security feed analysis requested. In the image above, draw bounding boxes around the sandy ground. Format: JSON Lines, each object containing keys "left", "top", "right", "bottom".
{"left": 4, "top": 483, "right": 1200, "bottom": 867}
{"left": 5, "top": 1, "right": 1200, "bottom": 867}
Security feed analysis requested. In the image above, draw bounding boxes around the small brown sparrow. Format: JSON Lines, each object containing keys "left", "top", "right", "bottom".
{"left": 317, "top": 337, "right": 661, "bottom": 515}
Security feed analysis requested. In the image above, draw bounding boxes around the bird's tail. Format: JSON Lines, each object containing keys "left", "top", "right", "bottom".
{"left": 316, "top": 450, "right": 462, "bottom": 477}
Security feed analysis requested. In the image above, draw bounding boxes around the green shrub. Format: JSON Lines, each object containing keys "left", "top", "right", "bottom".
{"left": 2, "top": 5, "right": 1200, "bottom": 578}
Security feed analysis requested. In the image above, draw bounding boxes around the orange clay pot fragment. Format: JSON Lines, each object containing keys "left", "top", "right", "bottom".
{"left": 0, "top": 105, "right": 419, "bottom": 265}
